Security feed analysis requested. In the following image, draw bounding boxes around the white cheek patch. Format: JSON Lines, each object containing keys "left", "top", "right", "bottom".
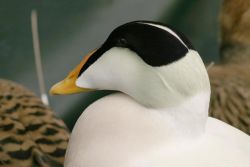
{"left": 75, "top": 47, "right": 144, "bottom": 90}
{"left": 76, "top": 75, "right": 92, "bottom": 89}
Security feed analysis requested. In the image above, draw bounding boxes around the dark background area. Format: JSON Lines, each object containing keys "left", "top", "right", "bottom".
{"left": 0, "top": 0, "right": 221, "bottom": 129}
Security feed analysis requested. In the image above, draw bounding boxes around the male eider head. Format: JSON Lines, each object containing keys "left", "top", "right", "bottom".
{"left": 50, "top": 21, "right": 210, "bottom": 108}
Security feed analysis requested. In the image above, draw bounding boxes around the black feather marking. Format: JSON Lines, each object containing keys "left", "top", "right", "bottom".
{"left": 43, "top": 128, "right": 58, "bottom": 136}
{"left": 35, "top": 138, "right": 65, "bottom": 145}
{"left": 34, "top": 152, "right": 63, "bottom": 167}
{"left": 0, "top": 137, "right": 23, "bottom": 145}
{"left": 0, "top": 123, "right": 14, "bottom": 131}
{"left": 141, "top": 21, "right": 195, "bottom": 49}
{"left": 22, "top": 105, "right": 46, "bottom": 110}
{"left": 26, "top": 123, "right": 43, "bottom": 131}
{"left": 5, "top": 103, "right": 21, "bottom": 114}
{"left": 78, "top": 21, "right": 194, "bottom": 77}
{"left": 29, "top": 105, "right": 46, "bottom": 109}
{"left": 0, "top": 116, "right": 6, "bottom": 121}
{"left": 28, "top": 111, "right": 46, "bottom": 116}
{"left": 16, "top": 95, "right": 35, "bottom": 99}
{"left": 17, "top": 128, "right": 27, "bottom": 135}
{"left": 8, "top": 147, "right": 32, "bottom": 160}
{"left": 5, "top": 95, "right": 13, "bottom": 100}
{"left": 48, "top": 148, "right": 66, "bottom": 157}
{"left": 50, "top": 123, "right": 67, "bottom": 130}
{"left": 0, "top": 159, "right": 11, "bottom": 165}
{"left": 35, "top": 138, "right": 54, "bottom": 145}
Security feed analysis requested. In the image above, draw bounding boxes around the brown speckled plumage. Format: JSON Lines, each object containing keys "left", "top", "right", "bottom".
{"left": 0, "top": 79, "right": 69, "bottom": 167}
{"left": 219, "top": 0, "right": 250, "bottom": 64}
{"left": 209, "top": 0, "right": 250, "bottom": 135}
{"left": 209, "top": 65, "right": 250, "bottom": 134}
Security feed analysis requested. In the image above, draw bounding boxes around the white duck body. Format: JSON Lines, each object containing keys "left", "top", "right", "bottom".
{"left": 50, "top": 21, "right": 250, "bottom": 167}
{"left": 66, "top": 48, "right": 250, "bottom": 167}
{"left": 65, "top": 93, "right": 250, "bottom": 167}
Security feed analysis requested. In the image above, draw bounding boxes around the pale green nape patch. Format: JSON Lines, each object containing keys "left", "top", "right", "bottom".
{"left": 152, "top": 50, "right": 210, "bottom": 107}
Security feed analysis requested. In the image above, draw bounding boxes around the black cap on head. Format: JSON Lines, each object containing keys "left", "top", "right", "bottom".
{"left": 79, "top": 21, "right": 194, "bottom": 76}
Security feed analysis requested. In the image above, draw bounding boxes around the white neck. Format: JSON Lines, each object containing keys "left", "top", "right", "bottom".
{"left": 82, "top": 91, "right": 210, "bottom": 141}
{"left": 157, "top": 91, "right": 210, "bottom": 139}
{"left": 76, "top": 48, "right": 211, "bottom": 138}
{"left": 124, "top": 91, "right": 210, "bottom": 140}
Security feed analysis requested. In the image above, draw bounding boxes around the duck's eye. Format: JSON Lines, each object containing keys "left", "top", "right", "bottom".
{"left": 117, "top": 38, "right": 127, "bottom": 46}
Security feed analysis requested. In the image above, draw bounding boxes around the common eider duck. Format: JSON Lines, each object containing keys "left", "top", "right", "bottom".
{"left": 51, "top": 21, "right": 250, "bottom": 167}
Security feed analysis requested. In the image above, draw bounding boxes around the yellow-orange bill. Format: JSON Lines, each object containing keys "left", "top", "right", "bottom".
{"left": 50, "top": 49, "right": 96, "bottom": 95}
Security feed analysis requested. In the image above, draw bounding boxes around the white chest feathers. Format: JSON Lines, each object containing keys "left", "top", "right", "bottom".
{"left": 64, "top": 93, "right": 250, "bottom": 167}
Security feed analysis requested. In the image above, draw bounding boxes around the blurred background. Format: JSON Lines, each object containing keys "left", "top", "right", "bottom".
{"left": 0, "top": 0, "right": 222, "bottom": 130}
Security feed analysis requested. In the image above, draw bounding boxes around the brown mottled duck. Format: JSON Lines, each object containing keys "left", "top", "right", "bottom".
{"left": 0, "top": 79, "right": 69, "bottom": 167}
{"left": 209, "top": 0, "right": 250, "bottom": 134}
